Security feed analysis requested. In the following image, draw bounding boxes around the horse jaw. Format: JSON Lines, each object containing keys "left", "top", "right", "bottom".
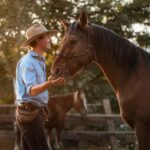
{"left": 64, "top": 67, "right": 86, "bottom": 81}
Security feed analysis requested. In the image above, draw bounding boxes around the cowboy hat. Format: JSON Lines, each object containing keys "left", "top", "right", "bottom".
{"left": 21, "top": 24, "right": 58, "bottom": 48}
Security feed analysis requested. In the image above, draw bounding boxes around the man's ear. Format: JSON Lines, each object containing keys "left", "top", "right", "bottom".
{"left": 78, "top": 11, "right": 88, "bottom": 30}
{"left": 60, "top": 19, "right": 69, "bottom": 31}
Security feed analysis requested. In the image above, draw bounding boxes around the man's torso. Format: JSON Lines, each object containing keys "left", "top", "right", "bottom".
{"left": 15, "top": 50, "right": 49, "bottom": 105}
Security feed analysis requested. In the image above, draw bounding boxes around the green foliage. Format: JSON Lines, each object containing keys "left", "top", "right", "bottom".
{"left": 0, "top": 0, "right": 149, "bottom": 104}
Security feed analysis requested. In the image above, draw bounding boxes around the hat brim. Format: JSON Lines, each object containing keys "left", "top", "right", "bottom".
{"left": 21, "top": 30, "right": 58, "bottom": 48}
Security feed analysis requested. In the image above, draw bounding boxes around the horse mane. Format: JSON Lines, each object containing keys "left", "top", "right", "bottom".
{"left": 90, "top": 24, "right": 150, "bottom": 73}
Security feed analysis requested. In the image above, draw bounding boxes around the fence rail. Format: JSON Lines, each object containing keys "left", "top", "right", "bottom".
{"left": 0, "top": 99, "right": 136, "bottom": 150}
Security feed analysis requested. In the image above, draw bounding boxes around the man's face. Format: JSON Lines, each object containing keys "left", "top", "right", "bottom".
{"left": 37, "top": 33, "right": 51, "bottom": 52}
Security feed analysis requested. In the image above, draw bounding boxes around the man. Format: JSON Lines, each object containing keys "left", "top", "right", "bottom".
{"left": 15, "top": 24, "right": 65, "bottom": 150}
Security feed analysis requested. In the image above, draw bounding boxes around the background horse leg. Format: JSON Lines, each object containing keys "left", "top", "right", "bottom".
{"left": 53, "top": 128, "right": 60, "bottom": 150}
{"left": 47, "top": 134, "right": 53, "bottom": 150}
{"left": 14, "top": 124, "right": 20, "bottom": 150}
{"left": 45, "top": 128, "right": 53, "bottom": 150}
{"left": 54, "top": 136, "right": 60, "bottom": 150}
{"left": 54, "top": 128, "right": 65, "bottom": 150}
{"left": 59, "top": 142, "right": 65, "bottom": 150}
{"left": 135, "top": 122, "right": 150, "bottom": 150}
{"left": 57, "top": 131, "right": 65, "bottom": 150}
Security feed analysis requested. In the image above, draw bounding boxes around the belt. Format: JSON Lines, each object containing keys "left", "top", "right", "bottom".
{"left": 17, "top": 101, "right": 49, "bottom": 122}
{"left": 17, "top": 101, "right": 45, "bottom": 111}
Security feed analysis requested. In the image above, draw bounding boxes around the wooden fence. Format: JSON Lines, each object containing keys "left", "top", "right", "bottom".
{"left": 0, "top": 99, "right": 137, "bottom": 150}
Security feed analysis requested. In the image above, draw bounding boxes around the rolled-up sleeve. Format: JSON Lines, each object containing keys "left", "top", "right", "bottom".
{"left": 21, "top": 63, "right": 37, "bottom": 96}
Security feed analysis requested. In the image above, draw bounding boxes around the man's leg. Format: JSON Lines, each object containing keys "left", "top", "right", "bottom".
{"left": 17, "top": 111, "right": 49, "bottom": 150}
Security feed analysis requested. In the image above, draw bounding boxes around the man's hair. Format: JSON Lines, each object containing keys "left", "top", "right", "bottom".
{"left": 29, "top": 35, "right": 44, "bottom": 48}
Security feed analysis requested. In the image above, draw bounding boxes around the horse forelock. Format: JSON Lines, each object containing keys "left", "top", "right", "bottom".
{"left": 68, "top": 22, "right": 78, "bottom": 33}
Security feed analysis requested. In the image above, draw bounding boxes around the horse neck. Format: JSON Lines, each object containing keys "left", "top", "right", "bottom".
{"left": 90, "top": 25, "right": 131, "bottom": 94}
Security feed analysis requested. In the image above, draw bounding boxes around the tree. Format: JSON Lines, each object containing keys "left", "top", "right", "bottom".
{"left": 0, "top": 0, "right": 149, "bottom": 103}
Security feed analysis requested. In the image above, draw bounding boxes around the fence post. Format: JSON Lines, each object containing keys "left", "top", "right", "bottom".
{"left": 103, "top": 99, "right": 119, "bottom": 150}
{"left": 77, "top": 124, "right": 85, "bottom": 150}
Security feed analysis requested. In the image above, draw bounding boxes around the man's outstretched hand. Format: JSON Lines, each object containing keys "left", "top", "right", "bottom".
{"left": 47, "top": 76, "right": 65, "bottom": 87}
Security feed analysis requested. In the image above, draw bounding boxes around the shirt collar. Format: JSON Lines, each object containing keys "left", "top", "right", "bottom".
{"left": 28, "top": 50, "right": 46, "bottom": 62}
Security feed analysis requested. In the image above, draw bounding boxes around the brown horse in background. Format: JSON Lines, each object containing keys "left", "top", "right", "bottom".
{"left": 51, "top": 11, "right": 150, "bottom": 150}
{"left": 46, "top": 90, "right": 87, "bottom": 150}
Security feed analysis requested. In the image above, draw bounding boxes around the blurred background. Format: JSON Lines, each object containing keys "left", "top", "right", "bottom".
{"left": 0, "top": 0, "right": 150, "bottom": 149}
{"left": 0, "top": 0, "right": 150, "bottom": 105}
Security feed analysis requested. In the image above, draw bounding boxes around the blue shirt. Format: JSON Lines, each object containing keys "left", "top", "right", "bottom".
{"left": 15, "top": 50, "right": 49, "bottom": 105}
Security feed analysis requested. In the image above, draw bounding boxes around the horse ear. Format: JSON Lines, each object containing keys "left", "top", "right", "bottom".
{"left": 60, "top": 19, "right": 69, "bottom": 31}
{"left": 79, "top": 11, "right": 88, "bottom": 29}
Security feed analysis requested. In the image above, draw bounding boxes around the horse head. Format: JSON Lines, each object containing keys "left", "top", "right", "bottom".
{"left": 51, "top": 11, "right": 95, "bottom": 79}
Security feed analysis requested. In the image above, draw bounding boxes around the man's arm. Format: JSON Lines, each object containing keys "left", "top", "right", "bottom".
{"left": 21, "top": 62, "right": 65, "bottom": 97}
{"left": 30, "top": 76, "right": 65, "bottom": 96}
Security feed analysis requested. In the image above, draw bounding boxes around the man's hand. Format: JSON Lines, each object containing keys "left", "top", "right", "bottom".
{"left": 47, "top": 76, "right": 65, "bottom": 86}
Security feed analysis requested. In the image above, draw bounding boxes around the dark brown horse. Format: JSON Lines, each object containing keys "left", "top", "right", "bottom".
{"left": 46, "top": 90, "right": 87, "bottom": 150}
{"left": 51, "top": 11, "right": 150, "bottom": 150}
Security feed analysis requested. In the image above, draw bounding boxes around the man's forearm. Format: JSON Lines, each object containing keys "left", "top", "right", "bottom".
{"left": 30, "top": 76, "right": 65, "bottom": 96}
{"left": 30, "top": 81, "right": 50, "bottom": 96}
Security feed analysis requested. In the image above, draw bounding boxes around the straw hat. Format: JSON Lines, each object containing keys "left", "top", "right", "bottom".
{"left": 21, "top": 24, "right": 58, "bottom": 48}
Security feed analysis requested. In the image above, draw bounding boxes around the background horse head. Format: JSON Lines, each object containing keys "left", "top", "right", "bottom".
{"left": 51, "top": 11, "right": 150, "bottom": 150}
